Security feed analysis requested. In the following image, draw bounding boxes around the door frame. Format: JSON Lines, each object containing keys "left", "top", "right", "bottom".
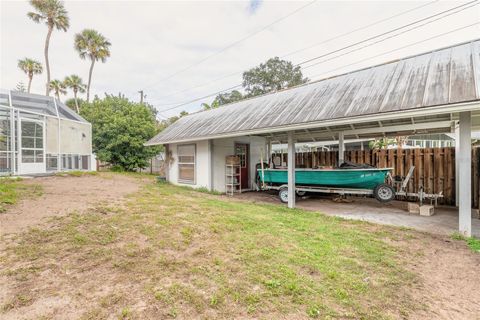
{"left": 234, "top": 142, "right": 250, "bottom": 190}
{"left": 18, "top": 117, "right": 46, "bottom": 175}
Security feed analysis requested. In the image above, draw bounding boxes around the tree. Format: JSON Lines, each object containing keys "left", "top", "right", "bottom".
{"left": 74, "top": 29, "right": 111, "bottom": 102}
{"left": 157, "top": 110, "right": 189, "bottom": 132}
{"left": 201, "top": 100, "right": 219, "bottom": 110}
{"left": 214, "top": 90, "right": 243, "bottom": 106}
{"left": 369, "top": 138, "right": 396, "bottom": 150}
{"left": 15, "top": 82, "right": 27, "bottom": 92}
{"left": 242, "top": 57, "right": 308, "bottom": 97}
{"left": 80, "top": 95, "right": 160, "bottom": 171}
{"left": 48, "top": 79, "right": 66, "bottom": 101}
{"left": 64, "top": 75, "right": 86, "bottom": 112}
{"left": 65, "top": 97, "right": 85, "bottom": 111}
{"left": 17, "top": 58, "right": 43, "bottom": 93}
{"left": 27, "top": 0, "right": 69, "bottom": 96}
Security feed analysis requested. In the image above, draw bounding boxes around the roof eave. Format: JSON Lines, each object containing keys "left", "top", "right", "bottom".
{"left": 145, "top": 100, "right": 480, "bottom": 145}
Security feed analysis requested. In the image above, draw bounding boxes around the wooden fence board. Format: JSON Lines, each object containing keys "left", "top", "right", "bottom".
{"left": 272, "top": 146, "right": 480, "bottom": 208}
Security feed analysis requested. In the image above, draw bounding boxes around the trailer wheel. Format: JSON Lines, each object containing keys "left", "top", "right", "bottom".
{"left": 374, "top": 184, "right": 395, "bottom": 202}
{"left": 279, "top": 188, "right": 289, "bottom": 203}
{"left": 296, "top": 190, "right": 306, "bottom": 197}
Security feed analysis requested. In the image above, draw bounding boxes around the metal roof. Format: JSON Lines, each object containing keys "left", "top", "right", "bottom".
{"left": 147, "top": 39, "right": 480, "bottom": 145}
{"left": 0, "top": 89, "right": 88, "bottom": 123}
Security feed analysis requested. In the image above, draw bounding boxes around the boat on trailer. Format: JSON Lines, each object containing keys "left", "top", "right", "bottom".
{"left": 257, "top": 165, "right": 443, "bottom": 204}
{"left": 260, "top": 168, "right": 392, "bottom": 189}
{"left": 257, "top": 166, "right": 396, "bottom": 203}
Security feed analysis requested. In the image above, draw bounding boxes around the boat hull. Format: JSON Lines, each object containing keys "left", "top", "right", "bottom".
{"left": 259, "top": 168, "right": 391, "bottom": 189}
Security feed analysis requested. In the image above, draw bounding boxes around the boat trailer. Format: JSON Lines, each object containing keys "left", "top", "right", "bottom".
{"left": 260, "top": 166, "right": 443, "bottom": 205}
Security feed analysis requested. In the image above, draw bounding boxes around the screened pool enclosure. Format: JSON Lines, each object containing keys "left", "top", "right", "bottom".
{"left": 0, "top": 90, "right": 93, "bottom": 175}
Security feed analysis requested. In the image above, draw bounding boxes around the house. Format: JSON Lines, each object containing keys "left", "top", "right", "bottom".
{"left": 0, "top": 90, "right": 93, "bottom": 175}
{"left": 146, "top": 39, "right": 480, "bottom": 236}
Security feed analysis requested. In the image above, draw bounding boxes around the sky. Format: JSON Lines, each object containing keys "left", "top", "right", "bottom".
{"left": 1, "top": 0, "right": 479, "bottom": 119}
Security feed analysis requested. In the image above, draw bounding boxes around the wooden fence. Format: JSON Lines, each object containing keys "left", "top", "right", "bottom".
{"left": 273, "top": 147, "right": 480, "bottom": 208}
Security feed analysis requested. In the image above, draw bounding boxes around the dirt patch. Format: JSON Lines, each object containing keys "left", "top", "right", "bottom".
{"left": 0, "top": 173, "right": 141, "bottom": 235}
{"left": 406, "top": 235, "right": 480, "bottom": 319}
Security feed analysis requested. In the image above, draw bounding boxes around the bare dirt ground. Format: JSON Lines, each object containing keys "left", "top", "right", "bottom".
{"left": 0, "top": 173, "right": 140, "bottom": 235}
{"left": 0, "top": 176, "right": 479, "bottom": 319}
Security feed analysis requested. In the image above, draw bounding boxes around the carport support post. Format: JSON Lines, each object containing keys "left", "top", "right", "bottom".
{"left": 287, "top": 131, "right": 295, "bottom": 209}
{"left": 455, "top": 125, "right": 459, "bottom": 206}
{"left": 458, "top": 111, "right": 471, "bottom": 237}
{"left": 338, "top": 132, "right": 345, "bottom": 165}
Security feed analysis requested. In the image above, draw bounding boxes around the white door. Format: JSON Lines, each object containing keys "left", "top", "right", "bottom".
{"left": 19, "top": 119, "right": 46, "bottom": 175}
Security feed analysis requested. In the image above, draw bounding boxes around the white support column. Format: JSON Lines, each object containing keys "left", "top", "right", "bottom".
{"left": 207, "top": 139, "right": 214, "bottom": 191}
{"left": 267, "top": 139, "right": 272, "bottom": 166}
{"left": 287, "top": 131, "right": 296, "bottom": 209}
{"left": 164, "top": 144, "right": 170, "bottom": 182}
{"left": 338, "top": 132, "right": 345, "bottom": 165}
{"left": 458, "top": 111, "right": 471, "bottom": 237}
{"left": 455, "top": 125, "right": 460, "bottom": 206}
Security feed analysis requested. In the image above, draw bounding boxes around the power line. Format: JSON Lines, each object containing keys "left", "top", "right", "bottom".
{"left": 309, "top": 22, "right": 480, "bottom": 80}
{"left": 155, "top": 84, "right": 243, "bottom": 113}
{"left": 155, "top": 23, "right": 479, "bottom": 115}
{"left": 302, "top": 2, "right": 479, "bottom": 70}
{"left": 147, "top": 0, "right": 439, "bottom": 103}
{"left": 281, "top": 0, "right": 440, "bottom": 58}
{"left": 296, "top": 0, "right": 478, "bottom": 66}
{"left": 140, "top": 0, "right": 318, "bottom": 92}
{"left": 152, "top": 3, "right": 478, "bottom": 112}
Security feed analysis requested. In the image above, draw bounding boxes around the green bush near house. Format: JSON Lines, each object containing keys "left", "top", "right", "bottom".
{"left": 80, "top": 95, "right": 161, "bottom": 171}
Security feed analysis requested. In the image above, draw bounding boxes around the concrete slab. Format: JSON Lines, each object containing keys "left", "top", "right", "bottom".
{"left": 236, "top": 191, "right": 480, "bottom": 237}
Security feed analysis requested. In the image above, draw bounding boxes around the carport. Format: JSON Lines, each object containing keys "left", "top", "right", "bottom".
{"left": 147, "top": 39, "right": 480, "bottom": 236}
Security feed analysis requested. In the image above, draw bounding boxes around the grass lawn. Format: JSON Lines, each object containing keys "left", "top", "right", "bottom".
{"left": 1, "top": 176, "right": 421, "bottom": 319}
{"left": 0, "top": 178, "right": 42, "bottom": 212}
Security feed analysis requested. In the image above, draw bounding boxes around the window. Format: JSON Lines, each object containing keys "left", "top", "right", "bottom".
{"left": 178, "top": 144, "right": 195, "bottom": 183}
{"left": 235, "top": 144, "right": 247, "bottom": 168}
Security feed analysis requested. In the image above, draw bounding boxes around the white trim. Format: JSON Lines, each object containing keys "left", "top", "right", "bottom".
{"left": 146, "top": 101, "right": 480, "bottom": 145}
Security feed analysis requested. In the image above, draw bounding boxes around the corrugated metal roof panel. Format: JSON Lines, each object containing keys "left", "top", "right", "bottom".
{"left": 148, "top": 40, "right": 480, "bottom": 145}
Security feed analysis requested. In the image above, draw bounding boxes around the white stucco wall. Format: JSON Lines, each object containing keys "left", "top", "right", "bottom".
{"left": 212, "top": 136, "right": 266, "bottom": 192}
{"left": 166, "top": 136, "right": 267, "bottom": 192}
{"left": 60, "top": 119, "right": 92, "bottom": 155}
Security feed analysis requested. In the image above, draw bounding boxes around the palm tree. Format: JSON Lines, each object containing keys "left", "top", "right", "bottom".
{"left": 74, "top": 29, "right": 111, "bottom": 102}
{"left": 64, "top": 75, "right": 86, "bottom": 112}
{"left": 27, "top": 0, "right": 69, "bottom": 96}
{"left": 48, "top": 79, "right": 66, "bottom": 101}
{"left": 17, "top": 58, "right": 43, "bottom": 93}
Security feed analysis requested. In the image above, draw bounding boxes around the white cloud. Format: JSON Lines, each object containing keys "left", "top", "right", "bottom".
{"left": 1, "top": 0, "right": 479, "bottom": 117}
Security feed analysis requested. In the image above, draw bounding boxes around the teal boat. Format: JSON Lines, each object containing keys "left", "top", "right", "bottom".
{"left": 258, "top": 168, "right": 392, "bottom": 189}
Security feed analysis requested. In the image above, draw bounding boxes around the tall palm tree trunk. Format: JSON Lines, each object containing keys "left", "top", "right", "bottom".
{"left": 27, "top": 74, "right": 33, "bottom": 93}
{"left": 44, "top": 25, "right": 53, "bottom": 96}
{"left": 74, "top": 90, "right": 79, "bottom": 113}
{"left": 86, "top": 59, "right": 95, "bottom": 102}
